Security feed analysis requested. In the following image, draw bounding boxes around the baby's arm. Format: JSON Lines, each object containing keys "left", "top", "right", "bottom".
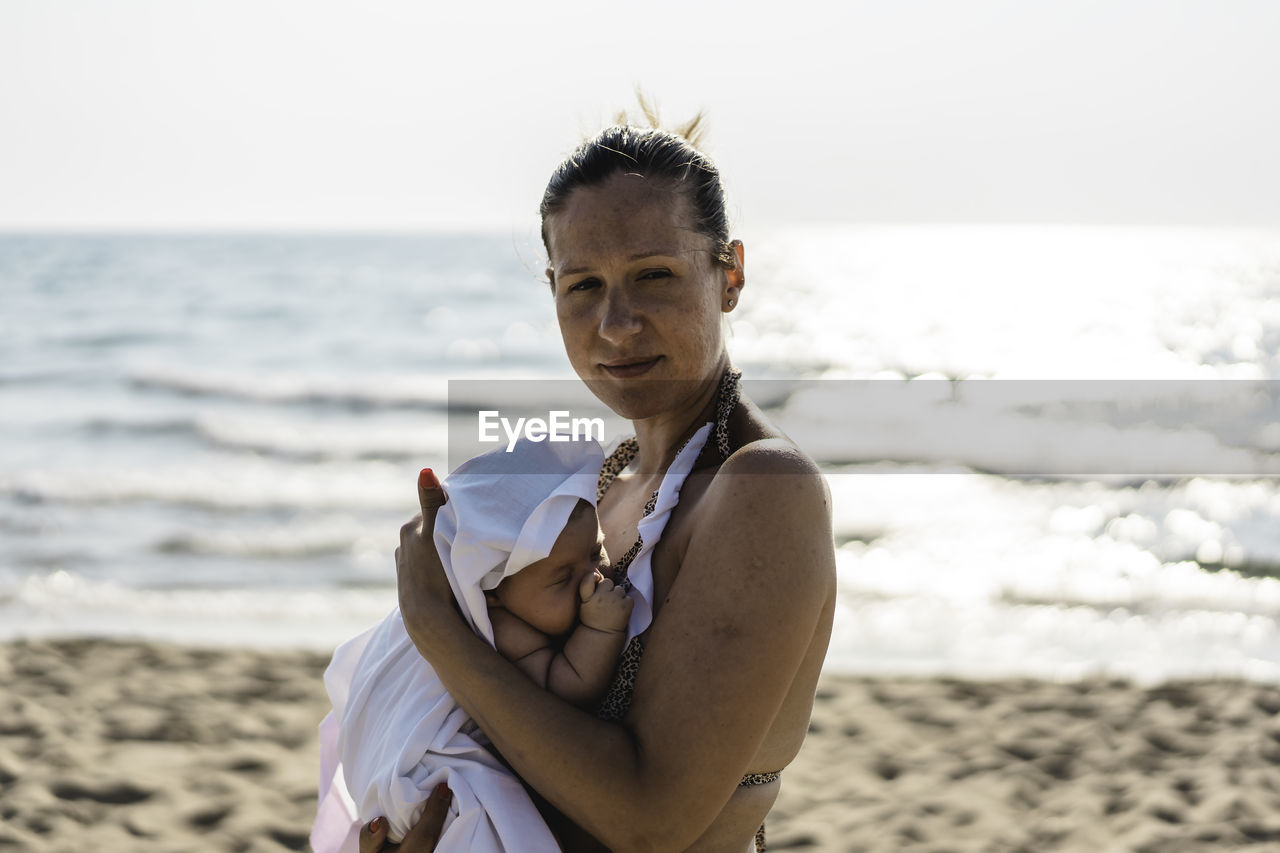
{"left": 547, "top": 576, "right": 633, "bottom": 708}
{"left": 489, "top": 606, "right": 556, "bottom": 688}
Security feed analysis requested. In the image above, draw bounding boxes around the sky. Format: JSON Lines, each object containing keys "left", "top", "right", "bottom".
{"left": 1, "top": 0, "right": 1278, "bottom": 231}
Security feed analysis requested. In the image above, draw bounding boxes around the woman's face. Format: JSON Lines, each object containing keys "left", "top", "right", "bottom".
{"left": 545, "top": 172, "right": 741, "bottom": 420}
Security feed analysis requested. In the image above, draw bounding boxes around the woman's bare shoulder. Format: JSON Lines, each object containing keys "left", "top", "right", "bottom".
{"left": 720, "top": 395, "right": 824, "bottom": 477}
{"left": 692, "top": 434, "right": 834, "bottom": 587}
{"left": 721, "top": 436, "right": 824, "bottom": 479}
{"left": 715, "top": 406, "right": 830, "bottom": 507}
{"left": 676, "top": 392, "right": 833, "bottom": 547}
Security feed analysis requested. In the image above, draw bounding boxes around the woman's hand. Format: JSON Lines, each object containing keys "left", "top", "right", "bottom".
{"left": 358, "top": 783, "right": 453, "bottom": 852}
{"left": 395, "top": 469, "right": 460, "bottom": 659}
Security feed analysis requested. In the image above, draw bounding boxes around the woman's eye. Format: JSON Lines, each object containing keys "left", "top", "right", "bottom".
{"left": 567, "top": 277, "right": 601, "bottom": 293}
{"left": 638, "top": 269, "right": 671, "bottom": 281}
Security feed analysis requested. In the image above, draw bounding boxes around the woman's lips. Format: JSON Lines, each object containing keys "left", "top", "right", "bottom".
{"left": 601, "top": 356, "right": 662, "bottom": 378}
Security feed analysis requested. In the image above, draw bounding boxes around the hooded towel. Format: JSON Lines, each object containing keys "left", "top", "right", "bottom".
{"left": 311, "top": 437, "right": 602, "bottom": 853}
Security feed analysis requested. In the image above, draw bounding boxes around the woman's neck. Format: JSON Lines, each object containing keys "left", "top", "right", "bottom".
{"left": 627, "top": 355, "right": 729, "bottom": 477}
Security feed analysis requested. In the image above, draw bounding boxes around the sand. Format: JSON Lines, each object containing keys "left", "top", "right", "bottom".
{"left": 3, "top": 640, "right": 1280, "bottom": 852}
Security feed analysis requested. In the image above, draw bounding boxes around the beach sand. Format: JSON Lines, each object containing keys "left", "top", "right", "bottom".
{"left": 3, "top": 640, "right": 1280, "bottom": 852}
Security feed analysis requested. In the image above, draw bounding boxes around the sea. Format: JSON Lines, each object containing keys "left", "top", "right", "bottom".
{"left": 4, "top": 225, "right": 1280, "bottom": 685}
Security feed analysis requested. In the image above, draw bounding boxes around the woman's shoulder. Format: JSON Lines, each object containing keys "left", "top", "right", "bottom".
{"left": 669, "top": 412, "right": 836, "bottom": 607}
{"left": 709, "top": 438, "right": 832, "bottom": 541}
{"left": 717, "top": 394, "right": 826, "bottom": 482}
{"left": 720, "top": 436, "right": 824, "bottom": 479}
{"left": 666, "top": 392, "right": 832, "bottom": 573}
{"left": 699, "top": 397, "right": 833, "bottom": 543}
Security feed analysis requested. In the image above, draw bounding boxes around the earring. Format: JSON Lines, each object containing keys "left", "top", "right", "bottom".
{"left": 727, "top": 298, "right": 737, "bottom": 309}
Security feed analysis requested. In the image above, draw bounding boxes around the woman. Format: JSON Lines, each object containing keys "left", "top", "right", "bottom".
{"left": 378, "top": 122, "right": 836, "bottom": 852}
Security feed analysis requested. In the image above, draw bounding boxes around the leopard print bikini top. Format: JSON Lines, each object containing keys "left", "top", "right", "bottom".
{"left": 592, "top": 369, "right": 782, "bottom": 792}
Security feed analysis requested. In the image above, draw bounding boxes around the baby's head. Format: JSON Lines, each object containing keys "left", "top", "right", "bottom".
{"left": 435, "top": 436, "right": 606, "bottom": 642}
{"left": 489, "top": 498, "right": 609, "bottom": 637}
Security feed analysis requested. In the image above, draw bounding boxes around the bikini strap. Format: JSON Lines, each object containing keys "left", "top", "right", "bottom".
{"left": 712, "top": 366, "right": 742, "bottom": 460}
{"left": 595, "top": 366, "right": 741, "bottom": 590}
{"left": 596, "top": 366, "right": 742, "bottom": 500}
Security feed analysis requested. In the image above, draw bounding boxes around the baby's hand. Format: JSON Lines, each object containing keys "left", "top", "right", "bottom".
{"left": 578, "top": 571, "right": 633, "bottom": 633}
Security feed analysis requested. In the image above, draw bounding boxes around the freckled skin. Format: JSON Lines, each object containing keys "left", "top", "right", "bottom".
{"left": 546, "top": 173, "right": 730, "bottom": 422}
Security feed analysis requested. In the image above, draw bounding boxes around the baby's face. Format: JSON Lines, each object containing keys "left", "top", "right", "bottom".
{"left": 493, "top": 501, "right": 609, "bottom": 636}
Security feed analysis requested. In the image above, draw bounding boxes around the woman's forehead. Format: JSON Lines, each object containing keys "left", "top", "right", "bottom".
{"left": 546, "top": 175, "right": 706, "bottom": 268}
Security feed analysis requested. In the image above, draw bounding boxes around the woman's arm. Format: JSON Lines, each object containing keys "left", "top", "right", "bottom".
{"left": 398, "top": 450, "right": 835, "bottom": 850}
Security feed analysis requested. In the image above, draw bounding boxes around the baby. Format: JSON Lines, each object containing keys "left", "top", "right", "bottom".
{"left": 313, "top": 437, "right": 630, "bottom": 853}
{"left": 485, "top": 495, "right": 633, "bottom": 709}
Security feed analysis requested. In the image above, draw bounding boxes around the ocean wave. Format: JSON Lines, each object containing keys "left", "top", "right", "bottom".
{"left": 995, "top": 567, "right": 1280, "bottom": 619}
{"left": 84, "top": 415, "right": 197, "bottom": 437}
{"left": 82, "top": 412, "right": 445, "bottom": 462}
{"left": 153, "top": 516, "right": 376, "bottom": 558}
{"left": 829, "top": 470, "right": 1280, "bottom": 619}
{"left": 0, "top": 570, "right": 398, "bottom": 650}
{"left": 827, "top": 594, "right": 1280, "bottom": 685}
{"left": 4, "top": 568, "right": 1277, "bottom": 682}
{"left": 196, "top": 416, "right": 444, "bottom": 462}
{"left": 838, "top": 541, "right": 1280, "bottom": 620}
{"left": 779, "top": 382, "right": 1280, "bottom": 477}
{"left": 61, "top": 330, "right": 175, "bottom": 349}
{"left": 0, "top": 367, "right": 87, "bottom": 387}
{"left": 121, "top": 364, "right": 604, "bottom": 414}
{"left": 0, "top": 462, "right": 416, "bottom": 513}
{"left": 127, "top": 365, "right": 452, "bottom": 411}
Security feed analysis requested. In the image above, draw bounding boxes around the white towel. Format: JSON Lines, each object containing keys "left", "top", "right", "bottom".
{"left": 312, "top": 438, "right": 602, "bottom": 853}
{"left": 310, "top": 424, "right": 713, "bottom": 853}
{"left": 617, "top": 422, "right": 712, "bottom": 640}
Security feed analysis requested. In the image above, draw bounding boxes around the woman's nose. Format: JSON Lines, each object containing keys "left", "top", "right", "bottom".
{"left": 597, "top": 286, "right": 642, "bottom": 345}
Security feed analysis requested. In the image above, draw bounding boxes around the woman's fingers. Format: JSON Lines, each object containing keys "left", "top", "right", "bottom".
{"left": 401, "top": 782, "right": 453, "bottom": 851}
{"left": 359, "top": 816, "right": 390, "bottom": 852}
{"left": 400, "top": 469, "right": 444, "bottom": 556}
{"left": 417, "top": 468, "right": 446, "bottom": 517}
{"left": 398, "top": 469, "right": 461, "bottom": 654}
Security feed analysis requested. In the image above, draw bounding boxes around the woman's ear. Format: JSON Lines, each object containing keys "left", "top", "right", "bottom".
{"left": 724, "top": 240, "right": 745, "bottom": 311}
{"left": 546, "top": 268, "right": 556, "bottom": 296}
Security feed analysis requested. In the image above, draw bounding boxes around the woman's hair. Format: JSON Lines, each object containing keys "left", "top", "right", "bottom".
{"left": 539, "top": 111, "right": 734, "bottom": 269}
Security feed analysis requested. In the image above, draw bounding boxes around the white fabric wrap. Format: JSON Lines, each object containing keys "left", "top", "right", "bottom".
{"left": 618, "top": 422, "right": 712, "bottom": 639}
{"left": 311, "top": 438, "right": 602, "bottom": 853}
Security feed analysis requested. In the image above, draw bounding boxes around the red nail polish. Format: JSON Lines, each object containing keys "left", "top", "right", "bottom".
{"left": 419, "top": 468, "right": 440, "bottom": 489}
{"left": 370, "top": 817, "right": 384, "bottom": 833}
{"left": 434, "top": 781, "right": 451, "bottom": 798}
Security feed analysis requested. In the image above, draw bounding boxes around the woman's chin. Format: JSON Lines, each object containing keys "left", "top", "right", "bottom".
{"left": 584, "top": 377, "right": 707, "bottom": 422}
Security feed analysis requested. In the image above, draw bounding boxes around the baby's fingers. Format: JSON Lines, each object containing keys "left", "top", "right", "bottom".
{"left": 578, "top": 570, "right": 600, "bottom": 602}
